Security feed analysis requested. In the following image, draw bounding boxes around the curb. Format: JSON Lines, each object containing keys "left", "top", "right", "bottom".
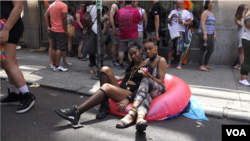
{"left": 1, "top": 77, "right": 250, "bottom": 123}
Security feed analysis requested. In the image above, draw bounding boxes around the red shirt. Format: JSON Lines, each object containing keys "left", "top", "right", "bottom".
{"left": 74, "top": 10, "right": 84, "bottom": 30}
{"left": 115, "top": 6, "right": 142, "bottom": 40}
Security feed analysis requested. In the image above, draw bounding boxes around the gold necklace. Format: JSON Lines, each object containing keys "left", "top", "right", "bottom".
{"left": 126, "top": 62, "right": 145, "bottom": 90}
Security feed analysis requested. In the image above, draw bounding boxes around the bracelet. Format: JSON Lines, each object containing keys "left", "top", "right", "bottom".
{"left": 126, "top": 95, "right": 132, "bottom": 101}
{"left": 154, "top": 77, "right": 157, "bottom": 81}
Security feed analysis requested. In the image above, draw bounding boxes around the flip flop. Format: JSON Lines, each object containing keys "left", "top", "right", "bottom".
{"left": 199, "top": 68, "right": 209, "bottom": 72}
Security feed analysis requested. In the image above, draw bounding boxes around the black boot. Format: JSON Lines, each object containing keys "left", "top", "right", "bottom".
{"left": 96, "top": 101, "right": 110, "bottom": 119}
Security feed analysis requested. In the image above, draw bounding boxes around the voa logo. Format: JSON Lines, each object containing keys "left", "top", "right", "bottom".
{"left": 226, "top": 129, "right": 246, "bottom": 136}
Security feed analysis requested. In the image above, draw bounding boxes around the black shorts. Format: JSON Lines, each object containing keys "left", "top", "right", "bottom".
{"left": 7, "top": 18, "right": 24, "bottom": 44}
{"left": 50, "top": 30, "right": 68, "bottom": 51}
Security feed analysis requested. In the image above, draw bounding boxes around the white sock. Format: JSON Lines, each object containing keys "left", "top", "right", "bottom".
{"left": 18, "top": 85, "right": 29, "bottom": 94}
{"left": 9, "top": 84, "right": 19, "bottom": 94}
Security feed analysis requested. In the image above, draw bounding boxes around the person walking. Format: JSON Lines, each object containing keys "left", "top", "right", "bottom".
{"left": 146, "top": 0, "right": 161, "bottom": 41}
{"left": 110, "top": 1, "right": 123, "bottom": 67}
{"left": 233, "top": 4, "right": 248, "bottom": 70}
{"left": 44, "top": 0, "right": 69, "bottom": 72}
{"left": 132, "top": 0, "right": 148, "bottom": 59}
{"left": 74, "top": 2, "right": 87, "bottom": 61}
{"left": 167, "top": 0, "right": 192, "bottom": 69}
{"left": 102, "top": 6, "right": 110, "bottom": 60}
{"left": 115, "top": 0, "right": 142, "bottom": 69}
{"left": 0, "top": 1, "right": 36, "bottom": 113}
{"left": 197, "top": 0, "right": 216, "bottom": 71}
{"left": 66, "top": 6, "right": 75, "bottom": 58}
{"left": 239, "top": 10, "right": 250, "bottom": 86}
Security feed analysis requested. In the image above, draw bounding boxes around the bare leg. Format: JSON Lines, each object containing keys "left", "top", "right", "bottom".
{"left": 168, "top": 51, "right": 172, "bottom": 63}
{"left": 112, "top": 44, "right": 118, "bottom": 61}
{"left": 1, "top": 43, "right": 26, "bottom": 88}
{"left": 55, "top": 50, "right": 62, "bottom": 66}
{"left": 241, "top": 75, "right": 248, "bottom": 81}
{"left": 179, "top": 52, "right": 184, "bottom": 64}
{"left": 104, "top": 44, "right": 109, "bottom": 56}
{"left": 118, "top": 51, "right": 124, "bottom": 64}
{"left": 68, "top": 36, "right": 72, "bottom": 52}
{"left": 48, "top": 39, "right": 53, "bottom": 65}
{"left": 238, "top": 47, "right": 244, "bottom": 68}
{"left": 78, "top": 40, "right": 83, "bottom": 57}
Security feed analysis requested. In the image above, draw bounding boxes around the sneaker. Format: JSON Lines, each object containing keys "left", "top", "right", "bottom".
{"left": 111, "top": 61, "right": 120, "bottom": 67}
{"left": 16, "top": 92, "right": 36, "bottom": 114}
{"left": 167, "top": 63, "right": 171, "bottom": 68}
{"left": 177, "top": 65, "right": 182, "bottom": 70}
{"left": 239, "top": 79, "right": 250, "bottom": 86}
{"left": 50, "top": 64, "right": 54, "bottom": 69}
{"left": 103, "top": 55, "right": 108, "bottom": 60}
{"left": 96, "top": 101, "right": 110, "bottom": 119}
{"left": 55, "top": 105, "right": 81, "bottom": 125}
{"left": 1, "top": 89, "right": 23, "bottom": 105}
{"left": 117, "top": 64, "right": 125, "bottom": 69}
{"left": 53, "top": 66, "right": 68, "bottom": 72}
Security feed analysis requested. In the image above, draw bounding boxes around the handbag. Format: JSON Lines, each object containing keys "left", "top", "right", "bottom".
{"left": 0, "top": 18, "right": 6, "bottom": 61}
{"left": 168, "top": 23, "right": 180, "bottom": 40}
{"left": 67, "top": 25, "right": 76, "bottom": 38}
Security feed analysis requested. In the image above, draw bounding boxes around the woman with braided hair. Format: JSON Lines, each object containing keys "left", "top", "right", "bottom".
{"left": 239, "top": 9, "right": 250, "bottom": 86}
{"left": 54, "top": 42, "right": 148, "bottom": 124}
{"left": 116, "top": 38, "right": 167, "bottom": 132}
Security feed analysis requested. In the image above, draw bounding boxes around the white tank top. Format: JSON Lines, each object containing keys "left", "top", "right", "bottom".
{"left": 138, "top": 8, "right": 145, "bottom": 32}
{"left": 242, "top": 17, "right": 250, "bottom": 41}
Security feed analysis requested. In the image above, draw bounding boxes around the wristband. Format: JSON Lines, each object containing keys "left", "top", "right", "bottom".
{"left": 154, "top": 78, "right": 157, "bottom": 81}
{"left": 126, "top": 95, "right": 132, "bottom": 101}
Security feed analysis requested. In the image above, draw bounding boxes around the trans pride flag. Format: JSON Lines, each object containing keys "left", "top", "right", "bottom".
{"left": 0, "top": 19, "right": 6, "bottom": 61}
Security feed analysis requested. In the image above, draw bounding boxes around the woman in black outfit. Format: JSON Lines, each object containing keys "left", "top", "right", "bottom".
{"left": 0, "top": 1, "right": 36, "bottom": 113}
{"left": 55, "top": 43, "right": 147, "bottom": 125}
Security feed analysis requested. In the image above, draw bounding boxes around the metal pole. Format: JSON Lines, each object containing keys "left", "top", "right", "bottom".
{"left": 91, "top": 0, "right": 103, "bottom": 80}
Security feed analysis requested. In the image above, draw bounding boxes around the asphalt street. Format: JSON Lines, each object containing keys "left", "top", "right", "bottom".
{"left": 1, "top": 81, "right": 249, "bottom": 141}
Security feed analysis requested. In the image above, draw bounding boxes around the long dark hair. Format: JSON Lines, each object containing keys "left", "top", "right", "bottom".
{"left": 124, "top": 42, "right": 142, "bottom": 74}
{"left": 203, "top": 0, "right": 212, "bottom": 11}
{"left": 235, "top": 4, "right": 246, "bottom": 20}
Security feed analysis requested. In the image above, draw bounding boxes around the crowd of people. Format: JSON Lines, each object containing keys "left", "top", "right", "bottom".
{"left": 1, "top": 0, "right": 250, "bottom": 133}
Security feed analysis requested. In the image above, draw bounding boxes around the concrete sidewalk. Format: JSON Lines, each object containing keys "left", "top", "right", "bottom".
{"left": 0, "top": 48, "right": 250, "bottom": 122}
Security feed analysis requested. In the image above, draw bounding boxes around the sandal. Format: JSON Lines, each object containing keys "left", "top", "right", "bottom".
{"left": 90, "top": 67, "right": 96, "bottom": 74}
{"left": 116, "top": 113, "right": 136, "bottom": 129}
{"left": 136, "top": 115, "right": 148, "bottom": 132}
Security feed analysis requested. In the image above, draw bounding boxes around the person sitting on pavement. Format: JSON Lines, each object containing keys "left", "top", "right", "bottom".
{"left": 239, "top": 9, "right": 250, "bottom": 86}
{"left": 0, "top": 1, "right": 36, "bottom": 113}
{"left": 116, "top": 38, "right": 167, "bottom": 132}
{"left": 44, "top": 0, "right": 69, "bottom": 72}
{"left": 115, "top": 0, "right": 142, "bottom": 69}
{"left": 167, "top": 0, "right": 192, "bottom": 69}
{"left": 197, "top": 0, "right": 217, "bottom": 71}
{"left": 54, "top": 43, "right": 148, "bottom": 124}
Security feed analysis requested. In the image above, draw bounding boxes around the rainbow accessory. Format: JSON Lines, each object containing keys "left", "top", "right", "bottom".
{"left": 130, "top": 105, "right": 139, "bottom": 113}
{"left": 151, "top": 51, "right": 157, "bottom": 54}
{"left": 183, "top": 0, "right": 194, "bottom": 12}
{"left": 0, "top": 19, "right": 6, "bottom": 61}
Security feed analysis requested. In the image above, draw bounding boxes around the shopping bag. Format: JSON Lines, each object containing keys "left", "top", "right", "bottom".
{"left": 168, "top": 24, "right": 180, "bottom": 40}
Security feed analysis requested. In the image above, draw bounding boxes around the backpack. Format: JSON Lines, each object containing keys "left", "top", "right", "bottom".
{"left": 83, "top": 5, "right": 97, "bottom": 29}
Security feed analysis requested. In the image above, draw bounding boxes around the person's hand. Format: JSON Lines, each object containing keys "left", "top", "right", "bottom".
{"left": 179, "top": 19, "right": 183, "bottom": 25}
{"left": 142, "top": 71, "right": 151, "bottom": 78}
{"left": 82, "top": 29, "right": 86, "bottom": 35}
{"left": 47, "top": 27, "right": 51, "bottom": 33}
{"left": 107, "top": 15, "right": 110, "bottom": 20}
{"left": 65, "top": 31, "right": 68, "bottom": 36}
{"left": 156, "top": 34, "right": 160, "bottom": 41}
{"left": 214, "top": 34, "right": 217, "bottom": 42}
{"left": 102, "top": 30, "right": 106, "bottom": 35}
{"left": 117, "top": 99, "right": 129, "bottom": 112}
{"left": 115, "top": 76, "right": 120, "bottom": 81}
{"left": 203, "top": 34, "right": 208, "bottom": 41}
{"left": 171, "top": 13, "right": 177, "bottom": 19}
{"left": 113, "top": 28, "right": 117, "bottom": 36}
{"left": 0, "top": 29, "right": 9, "bottom": 45}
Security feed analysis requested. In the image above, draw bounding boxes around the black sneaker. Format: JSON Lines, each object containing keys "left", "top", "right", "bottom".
{"left": 1, "top": 89, "right": 23, "bottom": 105}
{"left": 55, "top": 105, "right": 81, "bottom": 125}
{"left": 96, "top": 101, "right": 110, "bottom": 119}
{"left": 16, "top": 92, "right": 36, "bottom": 114}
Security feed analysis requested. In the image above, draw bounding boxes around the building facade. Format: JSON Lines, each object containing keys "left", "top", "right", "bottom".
{"left": 22, "top": 0, "right": 250, "bottom": 65}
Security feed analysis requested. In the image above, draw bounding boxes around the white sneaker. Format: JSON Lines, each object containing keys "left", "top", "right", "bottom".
{"left": 239, "top": 79, "right": 250, "bottom": 86}
{"left": 53, "top": 66, "right": 68, "bottom": 72}
{"left": 50, "top": 64, "right": 54, "bottom": 69}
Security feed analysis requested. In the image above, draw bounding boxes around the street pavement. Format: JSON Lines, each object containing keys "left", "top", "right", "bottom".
{"left": 0, "top": 48, "right": 250, "bottom": 122}
{"left": 1, "top": 82, "right": 249, "bottom": 141}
